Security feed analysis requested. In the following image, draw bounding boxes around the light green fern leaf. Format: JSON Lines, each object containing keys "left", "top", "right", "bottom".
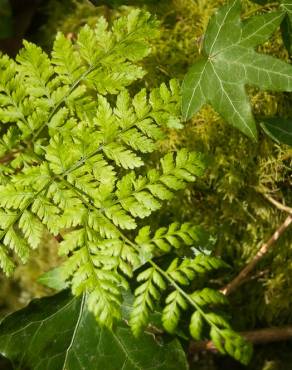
{"left": 130, "top": 267, "right": 166, "bottom": 336}
{"left": 162, "top": 291, "right": 188, "bottom": 334}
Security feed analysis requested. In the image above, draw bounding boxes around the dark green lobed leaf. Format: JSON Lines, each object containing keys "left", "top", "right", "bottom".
{"left": 260, "top": 116, "right": 292, "bottom": 146}
{"left": 0, "top": 291, "right": 188, "bottom": 370}
{"left": 182, "top": 0, "right": 291, "bottom": 141}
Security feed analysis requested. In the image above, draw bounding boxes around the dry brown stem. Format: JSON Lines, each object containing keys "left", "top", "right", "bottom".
{"left": 221, "top": 194, "right": 292, "bottom": 296}
{"left": 189, "top": 326, "right": 292, "bottom": 354}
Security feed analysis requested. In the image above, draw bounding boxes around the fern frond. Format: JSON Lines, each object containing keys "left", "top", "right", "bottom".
{"left": 52, "top": 33, "right": 82, "bottom": 84}
{"left": 31, "top": 196, "right": 60, "bottom": 235}
{"left": 87, "top": 276, "right": 123, "bottom": 328}
{"left": 131, "top": 258, "right": 250, "bottom": 364}
{"left": 0, "top": 9, "right": 248, "bottom": 363}
{"left": 16, "top": 41, "right": 55, "bottom": 102}
{"left": 0, "top": 9, "right": 158, "bottom": 166}
{"left": 162, "top": 291, "right": 188, "bottom": 333}
{"left": 95, "top": 239, "right": 140, "bottom": 278}
{"left": 19, "top": 210, "right": 44, "bottom": 249}
{"left": 103, "top": 143, "right": 144, "bottom": 169}
{"left": 0, "top": 127, "right": 20, "bottom": 158}
{"left": 75, "top": 9, "right": 157, "bottom": 94}
{"left": 191, "top": 288, "right": 228, "bottom": 307}
{"left": 189, "top": 311, "right": 204, "bottom": 340}
{"left": 135, "top": 222, "right": 202, "bottom": 254}
{"left": 0, "top": 6, "right": 256, "bottom": 365}
{"left": 0, "top": 246, "right": 14, "bottom": 276}
{"left": 115, "top": 149, "right": 204, "bottom": 220}
{"left": 58, "top": 229, "right": 85, "bottom": 256}
{"left": 60, "top": 236, "right": 125, "bottom": 328}
{"left": 0, "top": 184, "right": 33, "bottom": 209}
{"left": 47, "top": 182, "right": 82, "bottom": 209}
{"left": 130, "top": 267, "right": 166, "bottom": 336}
{"left": 3, "top": 226, "right": 30, "bottom": 263}
{"left": 210, "top": 328, "right": 253, "bottom": 366}
{"left": 150, "top": 79, "right": 182, "bottom": 129}
{"left": 0, "top": 56, "right": 27, "bottom": 126}
{"left": 166, "top": 256, "right": 228, "bottom": 286}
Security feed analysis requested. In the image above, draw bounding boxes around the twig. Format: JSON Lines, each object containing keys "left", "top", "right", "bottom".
{"left": 221, "top": 214, "right": 292, "bottom": 296}
{"left": 0, "top": 149, "right": 23, "bottom": 164}
{"left": 262, "top": 193, "right": 292, "bottom": 215}
{"left": 220, "top": 194, "right": 292, "bottom": 296}
{"left": 0, "top": 152, "right": 16, "bottom": 164}
{"left": 189, "top": 326, "right": 292, "bottom": 354}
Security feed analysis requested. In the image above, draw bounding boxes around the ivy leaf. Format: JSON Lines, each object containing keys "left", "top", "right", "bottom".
{"left": 260, "top": 116, "right": 292, "bottom": 146}
{"left": 182, "top": 0, "right": 290, "bottom": 140}
{"left": 281, "top": 0, "right": 292, "bottom": 54}
{"left": 0, "top": 291, "right": 188, "bottom": 370}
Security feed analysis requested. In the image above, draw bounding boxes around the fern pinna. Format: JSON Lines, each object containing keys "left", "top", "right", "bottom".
{"left": 0, "top": 9, "right": 251, "bottom": 364}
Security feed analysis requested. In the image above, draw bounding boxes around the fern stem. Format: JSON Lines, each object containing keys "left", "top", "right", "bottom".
{"left": 262, "top": 193, "right": 292, "bottom": 215}
{"left": 148, "top": 260, "right": 216, "bottom": 328}
{"left": 119, "top": 232, "right": 219, "bottom": 331}
{"left": 0, "top": 149, "right": 22, "bottom": 164}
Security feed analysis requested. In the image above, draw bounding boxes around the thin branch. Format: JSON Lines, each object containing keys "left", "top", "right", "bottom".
{"left": 189, "top": 326, "right": 292, "bottom": 354}
{"left": 221, "top": 214, "right": 292, "bottom": 296}
{"left": 0, "top": 150, "right": 21, "bottom": 164}
{"left": 220, "top": 194, "right": 292, "bottom": 296}
{"left": 263, "top": 193, "right": 292, "bottom": 215}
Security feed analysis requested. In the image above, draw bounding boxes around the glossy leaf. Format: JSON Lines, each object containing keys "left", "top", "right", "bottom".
{"left": 260, "top": 117, "right": 292, "bottom": 146}
{"left": 281, "top": 0, "right": 292, "bottom": 54}
{"left": 0, "top": 291, "right": 188, "bottom": 370}
{"left": 182, "top": 0, "right": 289, "bottom": 140}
